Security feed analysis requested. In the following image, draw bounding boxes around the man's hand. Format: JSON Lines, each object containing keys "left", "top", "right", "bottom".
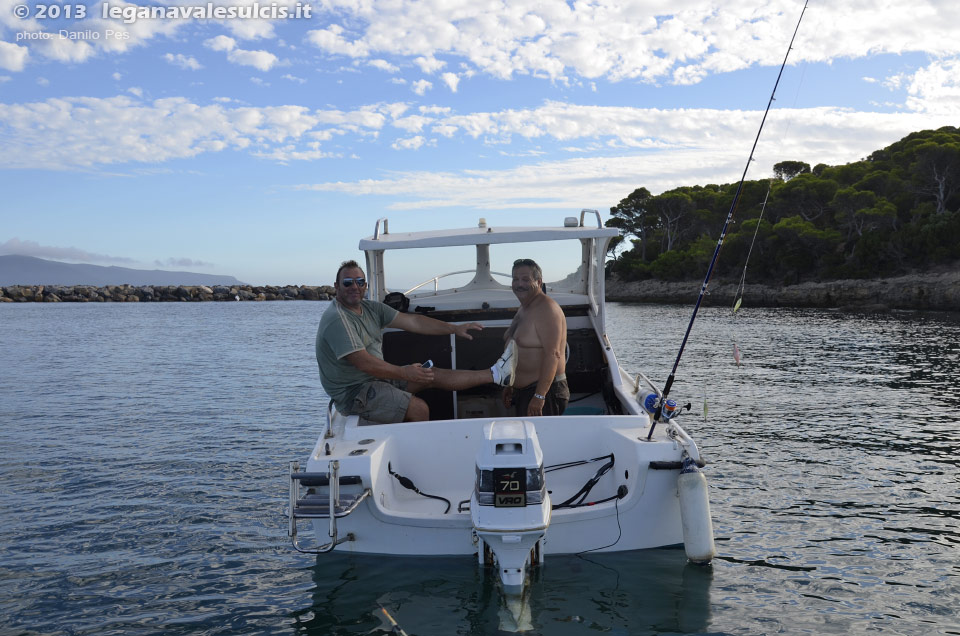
{"left": 526, "top": 395, "right": 544, "bottom": 417}
{"left": 401, "top": 363, "right": 435, "bottom": 384}
{"left": 453, "top": 322, "right": 483, "bottom": 340}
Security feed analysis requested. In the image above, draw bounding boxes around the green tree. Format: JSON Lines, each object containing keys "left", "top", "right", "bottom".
{"left": 648, "top": 190, "right": 695, "bottom": 252}
{"left": 770, "top": 215, "right": 842, "bottom": 282}
{"left": 830, "top": 188, "right": 896, "bottom": 240}
{"left": 910, "top": 141, "right": 960, "bottom": 215}
{"left": 771, "top": 173, "right": 839, "bottom": 223}
{"left": 773, "top": 160, "right": 811, "bottom": 182}
{"left": 608, "top": 187, "right": 652, "bottom": 260}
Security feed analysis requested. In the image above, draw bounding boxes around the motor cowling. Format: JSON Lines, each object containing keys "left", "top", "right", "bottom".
{"left": 471, "top": 420, "right": 551, "bottom": 595}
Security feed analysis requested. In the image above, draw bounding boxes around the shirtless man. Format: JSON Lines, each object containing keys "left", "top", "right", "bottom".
{"left": 316, "top": 260, "right": 517, "bottom": 424}
{"left": 503, "top": 258, "right": 570, "bottom": 416}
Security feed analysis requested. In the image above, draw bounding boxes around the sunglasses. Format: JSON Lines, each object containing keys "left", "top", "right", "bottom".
{"left": 340, "top": 277, "right": 367, "bottom": 288}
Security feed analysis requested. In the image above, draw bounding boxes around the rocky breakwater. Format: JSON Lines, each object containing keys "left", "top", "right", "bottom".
{"left": 0, "top": 284, "right": 336, "bottom": 303}
{"left": 605, "top": 269, "right": 960, "bottom": 312}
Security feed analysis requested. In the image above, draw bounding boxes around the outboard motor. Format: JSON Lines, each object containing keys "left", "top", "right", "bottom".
{"left": 471, "top": 420, "right": 551, "bottom": 595}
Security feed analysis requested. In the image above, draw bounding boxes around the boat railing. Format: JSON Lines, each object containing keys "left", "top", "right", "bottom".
{"left": 372, "top": 217, "right": 389, "bottom": 239}
{"left": 288, "top": 460, "right": 371, "bottom": 554}
{"left": 404, "top": 270, "right": 512, "bottom": 295}
{"left": 580, "top": 208, "right": 602, "bottom": 228}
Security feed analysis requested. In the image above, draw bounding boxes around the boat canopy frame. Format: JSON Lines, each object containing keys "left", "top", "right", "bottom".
{"left": 359, "top": 210, "right": 619, "bottom": 338}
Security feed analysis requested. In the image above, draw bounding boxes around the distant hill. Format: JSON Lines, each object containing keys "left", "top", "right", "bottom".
{"left": 0, "top": 255, "right": 246, "bottom": 286}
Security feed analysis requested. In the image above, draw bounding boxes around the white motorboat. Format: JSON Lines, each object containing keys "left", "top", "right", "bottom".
{"left": 288, "top": 210, "right": 715, "bottom": 596}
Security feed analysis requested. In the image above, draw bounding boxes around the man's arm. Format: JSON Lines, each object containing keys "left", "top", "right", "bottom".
{"left": 388, "top": 312, "right": 482, "bottom": 340}
{"left": 344, "top": 349, "right": 435, "bottom": 384}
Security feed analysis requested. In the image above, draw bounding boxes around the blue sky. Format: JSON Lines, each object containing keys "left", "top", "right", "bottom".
{"left": 1, "top": 0, "right": 958, "bottom": 286}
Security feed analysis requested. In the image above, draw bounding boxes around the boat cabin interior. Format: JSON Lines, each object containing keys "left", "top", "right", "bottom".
{"left": 360, "top": 214, "right": 626, "bottom": 422}
{"left": 381, "top": 310, "right": 616, "bottom": 421}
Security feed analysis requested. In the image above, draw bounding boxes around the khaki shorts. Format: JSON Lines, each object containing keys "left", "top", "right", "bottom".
{"left": 348, "top": 379, "right": 411, "bottom": 424}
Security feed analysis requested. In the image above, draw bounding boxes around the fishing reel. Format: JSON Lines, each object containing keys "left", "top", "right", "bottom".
{"left": 639, "top": 392, "right": 692, "bottom": 421}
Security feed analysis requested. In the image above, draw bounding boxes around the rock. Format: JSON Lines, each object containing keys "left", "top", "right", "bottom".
{"left": 605, "top": 270, "right": 960, "bottom": 312}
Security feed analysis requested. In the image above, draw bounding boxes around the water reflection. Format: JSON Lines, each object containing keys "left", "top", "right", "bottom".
{"left": 293, "top": 549, "right": 712, "bottom": 635}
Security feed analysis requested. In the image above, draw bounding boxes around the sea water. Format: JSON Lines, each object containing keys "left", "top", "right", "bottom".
{"left": 1, "top": 301, "right": 958, "bottom": 635}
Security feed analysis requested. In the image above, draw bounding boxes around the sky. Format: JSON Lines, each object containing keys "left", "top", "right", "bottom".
{"left": 1, "top": 0, "right": 958, "bottom": 287}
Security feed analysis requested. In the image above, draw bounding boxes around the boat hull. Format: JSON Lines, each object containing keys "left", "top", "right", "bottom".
{"left": 303, "top": 413, "right": 689, "bottom": 557}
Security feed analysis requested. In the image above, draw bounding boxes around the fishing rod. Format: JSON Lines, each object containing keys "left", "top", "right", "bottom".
{"left": 647, "top": 0, "right": 808, "bottom": 440}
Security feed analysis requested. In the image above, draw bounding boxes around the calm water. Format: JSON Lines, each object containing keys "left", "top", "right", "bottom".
{"left": 1, "top": 301, "right": 958, "bottom": 635}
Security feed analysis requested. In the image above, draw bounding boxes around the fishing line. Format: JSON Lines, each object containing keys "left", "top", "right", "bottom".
{"left": 730, "top": 54, "right": 808, "bottom": 364}
{"left": 648, "top": 0, "right": 809, "bottom": 440}
{"left": 733, "top": 53, "right": 808, "bottom": 316}
{"left": 733, "top": 183, "right": 771, "bottom": 315}
{"left": 729, "top": 182, "right": 770, "bottom": 369}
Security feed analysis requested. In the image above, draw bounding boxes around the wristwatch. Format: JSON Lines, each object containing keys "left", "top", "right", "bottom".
{"left": 534, "top": 393, "right": 546, "bottom": 400}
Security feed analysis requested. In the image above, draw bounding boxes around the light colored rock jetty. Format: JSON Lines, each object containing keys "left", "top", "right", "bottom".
{"left": 605, "top": 270, "right": 960, "bottom": 312}
{"left": 0, "top": 284, "right": 335, "bottom": 303}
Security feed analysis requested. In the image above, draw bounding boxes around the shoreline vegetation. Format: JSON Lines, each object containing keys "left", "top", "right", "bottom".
{"left": 2, "top": 271, "right": 958, "bottom": 311}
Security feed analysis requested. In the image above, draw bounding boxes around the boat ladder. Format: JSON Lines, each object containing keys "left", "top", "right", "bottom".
{"left": 288, "top": 460, "right": 371, "bottom": 554}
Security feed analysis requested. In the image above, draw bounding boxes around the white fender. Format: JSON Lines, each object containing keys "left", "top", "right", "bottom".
{"left": 678, "top": 458, "right": 716, "bottom": 564}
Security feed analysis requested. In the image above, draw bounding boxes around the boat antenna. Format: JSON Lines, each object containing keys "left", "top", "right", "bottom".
{"left": 647, "top": 0, "right": 808, "bottom": 440}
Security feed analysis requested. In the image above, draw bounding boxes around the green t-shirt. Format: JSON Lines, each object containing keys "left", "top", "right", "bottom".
{"left": 315, "top": 299, "right": 399, "bottom": 409}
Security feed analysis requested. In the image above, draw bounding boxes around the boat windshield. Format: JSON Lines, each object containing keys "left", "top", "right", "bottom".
{"left": 381, "top": 239, "right": 588, "bottom": 295}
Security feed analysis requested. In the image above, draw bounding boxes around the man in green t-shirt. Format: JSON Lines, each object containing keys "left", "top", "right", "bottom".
{"left": 316, "top": 260, "right": 517, "bottom": 423}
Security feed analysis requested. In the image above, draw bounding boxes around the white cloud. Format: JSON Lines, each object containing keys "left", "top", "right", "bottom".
{"left": 392, "top": 135, "right": 425, "bottom": 150}
{"left": 0, "top": 95, "right": 405, "bottom": 169}
{"left": 253, "top": 144, "right": 337, "bottom": 161}
{"left": 412, "top": 79, "right": 432, "bottom": 95}
{"left": 414, "top": 56, "right": 445, "bottom": 74}
{"left": 393, "top": 114, "right": 432, "bottom": 133}
{"left": 229, "top": 48, "right": 279, "bottom": 71}
{"left": 441, "top": 72, "right": 460, "bottom": 92}
{"left": 305, "top": 24, "right": 370, "bottom": 57}
{"left": 155, "top": 257, "right": 214, "bottom": 268}
{"left": 0, "top": 41, "right": 29, "bottom": 72}
{"left": 112, "top": 72, "right": 123, "bottom": 81}
{"left": 36, "top": 76, "right": 49, "bottom": 86}
{"left": 164, "top": 53, "right": 203, "bottom": 70}
{"left": 203, "top": 35, "right": 279, "bottom": 71}
{"left": 204, "top": 35, "right": 237, "bottom": 52}
{"left": 2, "top": 87, "right": 955, "bottom": 197}
{"left": 295, "top": 103, "right": 958, "bottom": 208}
{"left": 127, "top": 86, "right": 143, "bottom": 97}
{"left": 0, "top": 238, "right": 136, "bottom": 264}
{"left": 282, "top": 73, "right": 306, "bottom": 83}
{"left": 32, "top": 36, "right": 96, "bottom": 64}
{"left": 903, "top": 57, "right": 960, "bottom": 115}
{"left": 369, "top": 59, "right": 400, "bottom": 73}
{"left": 297, "top": 1, "right": 960, "bottom": 85}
